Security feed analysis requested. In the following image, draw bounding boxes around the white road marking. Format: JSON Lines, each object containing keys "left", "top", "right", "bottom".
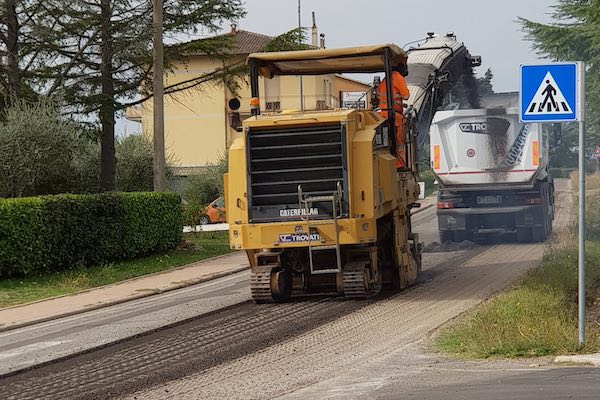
{"left": 0, "top": 341, "right": 69, "bottom": 360}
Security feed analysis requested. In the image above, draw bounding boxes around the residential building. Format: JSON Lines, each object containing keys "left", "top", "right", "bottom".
{"left": 127, "top": 26, "right": 370, "bottom": 175}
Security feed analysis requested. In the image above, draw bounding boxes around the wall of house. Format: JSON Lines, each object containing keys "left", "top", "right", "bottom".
{"left": 276, "top": 74, "right": 335, "bottom": 110}
{"left": 141, "top": 58, "right": 370, "bottom": 171}
{"left": 142, "top": 56, "right": 247, "bottom": 169}
{"left": 333, "top": 76, "right": 373, "bottom": 100}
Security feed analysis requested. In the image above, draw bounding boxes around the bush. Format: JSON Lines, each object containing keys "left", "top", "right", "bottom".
{"left": 0, "top": 192, "right": 182, "bottom": 277}
{"left": 182, "top": 203, "right": 205, "bottom": 227}
{"left": 116, "top": 134, "right": 157, "bottom": 192}
{"left": 181, "top": 153, "right": 227, "bottom": 206}
{"left": 72, "top": 133, "right": 174, "bottom": 194}
{"left": 419, "top": 168, "right": 436, "bottom": 196}
{"left": 587, "top": 192, "right": 600, "bottom": 241}
{"left": 0, "top": 100, "right": 83, "bottom": 197}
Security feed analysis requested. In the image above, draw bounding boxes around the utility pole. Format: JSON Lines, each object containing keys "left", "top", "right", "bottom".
{"left": 298, "top": 0, "right": 304, "bottom": 111}
{"left": 153, "top": 0, "right": 167, "bottom": 192}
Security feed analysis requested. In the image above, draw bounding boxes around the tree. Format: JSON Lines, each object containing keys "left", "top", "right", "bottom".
{"left": 1, "top": 0, "right": 20, "bottom": 99}
{"left": 479, "top": 68, "right": 494, "bottom": 97}
{"left": 0, "top": 100, "right": 82, "bottom": 197}
{"left": 519, "top": 0, "right": 600, "bottom": 150}
{"left": 262, "top": 27, "right": 310, "bottom": 52}
{"left": 116, "top": 134, "right": 169, "bottom": 192}
{"left": 30, "top": 0, "right": 245, "bottom": 191}
{"left": 0, "top": 0, "right": 48, "bottom": 114}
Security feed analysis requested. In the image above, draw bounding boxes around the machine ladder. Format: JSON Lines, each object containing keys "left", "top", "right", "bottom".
{"left": 298, "top": 182, "right": 343, "bottom": 274}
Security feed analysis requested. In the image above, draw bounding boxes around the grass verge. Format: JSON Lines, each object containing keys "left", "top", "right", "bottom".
{"left": 436, "top": 242, "right": 600, "bottom": 358}
{"left": 436, "top": 175, "right": 600, "bottom": 358}
{"left": 0, "top": 231, "right": 231, "bottom": 308}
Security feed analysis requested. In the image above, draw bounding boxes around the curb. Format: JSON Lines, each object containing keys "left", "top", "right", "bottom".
{"left": 0, "top": 262, "right": 250, "bottom": 333}
{"left": 0, "top": 251, "right": 241, "bottom": 312}
{"left": 554, "top": 354, "right": 600, "bottom": 367}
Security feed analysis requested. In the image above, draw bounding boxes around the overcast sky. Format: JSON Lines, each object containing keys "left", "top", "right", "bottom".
{"left": 119, "top": 0, "right": 556, "bottom": 135}
{"left": 235, "top": 0, "right": 555, "bottom": 92}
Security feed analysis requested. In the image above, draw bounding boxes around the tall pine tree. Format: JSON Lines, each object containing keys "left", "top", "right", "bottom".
{"left": 33, "top": 0, "right": 245, "bottom": 191}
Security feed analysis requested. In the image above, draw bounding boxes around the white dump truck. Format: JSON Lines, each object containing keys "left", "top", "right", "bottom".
{"left": 430, "top": 106, "right": 560, "bottom": 243}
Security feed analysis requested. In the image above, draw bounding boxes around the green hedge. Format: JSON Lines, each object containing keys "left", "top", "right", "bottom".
{"left": 0, "top": 192, "right": 182, "bottom": 277}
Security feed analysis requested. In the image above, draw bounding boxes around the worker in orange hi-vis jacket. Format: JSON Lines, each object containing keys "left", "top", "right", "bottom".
{"left": 377, "top": 65, "right": 410, "bottom": 168}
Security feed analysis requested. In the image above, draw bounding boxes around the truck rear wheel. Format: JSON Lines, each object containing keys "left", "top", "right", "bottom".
{"left": 531, "top": 214, "right": 548, "bottom": 243}
{"left": 531, "top": 226, "right": 547, "bottom": 243}
{"left": 532, "top": 191, "right": 550, "bottom": 243}
{"left": 517, "top": 227, "right": 532, "bottom": 243}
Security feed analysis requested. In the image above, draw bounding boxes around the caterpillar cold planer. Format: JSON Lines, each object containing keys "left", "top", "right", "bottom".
{"left": 225, "top": 35, "right": 480, "bottom": 302}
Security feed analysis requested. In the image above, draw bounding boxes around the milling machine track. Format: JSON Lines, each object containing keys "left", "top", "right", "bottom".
{"left": 250, "top": 266, "right": 275, "bottom": 303}
{"left": 342, "top": 261, "right": 381, "bottom": 299}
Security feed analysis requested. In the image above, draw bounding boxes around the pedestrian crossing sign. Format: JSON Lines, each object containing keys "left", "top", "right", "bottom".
{"left": 520, "top": 63, "right": 582, "bottom": 123}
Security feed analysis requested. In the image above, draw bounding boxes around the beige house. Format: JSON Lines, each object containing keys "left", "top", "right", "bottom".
{"left": 127, "top": 27, "right": 370, "bottom": 174}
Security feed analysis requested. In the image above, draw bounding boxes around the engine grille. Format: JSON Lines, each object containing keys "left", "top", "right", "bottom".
{"left": 246, "top": 123, "right": 348, "bottom": 223}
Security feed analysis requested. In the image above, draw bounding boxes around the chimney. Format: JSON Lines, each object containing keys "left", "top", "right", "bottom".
{"left": 311, "top": 12, "right": 318, "bottom": 49}
{"left": 320, "top": 33, "right": 326, "bottom": 49}
{"left": 230, "top": 23, "right": 237, "bottom": 33}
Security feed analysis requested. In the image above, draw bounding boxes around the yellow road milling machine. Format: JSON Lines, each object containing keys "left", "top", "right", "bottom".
{"left": 226, "top": 34, "right": 481, "bottom": 302}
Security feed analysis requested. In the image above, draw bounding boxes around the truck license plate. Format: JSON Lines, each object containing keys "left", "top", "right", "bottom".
{"left": 476, "top": 195, "right": 502, "bottom": 205}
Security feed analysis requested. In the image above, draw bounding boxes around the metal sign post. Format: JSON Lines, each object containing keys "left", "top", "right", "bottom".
{"left": 577, "top": 62, "right": 586, "bottom": 345}
{"left": 520, "top": 62, "right": 585, "bottom": 344}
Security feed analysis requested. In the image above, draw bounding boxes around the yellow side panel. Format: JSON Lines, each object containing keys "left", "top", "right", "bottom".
{"left": 351, "top": 136, "right": 375, "bottom": 219}
{"left": 223, "top": 173, "right": 229, "bottom": 222}
{"left": 376, "top": 152, "right": 398, "bottom": 212}
{"left": 227, "top": 138, "right": 248, "bottom": 230}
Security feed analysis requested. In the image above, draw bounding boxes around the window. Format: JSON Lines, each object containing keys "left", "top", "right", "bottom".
{"left": 214, "top": 197, "right": 225, "bottom": 208}
{"left": 265, "top": 101, "right": 281, "bottom": 111}
{"left": 374, "top": 124, "right": 389, "bottom": 149}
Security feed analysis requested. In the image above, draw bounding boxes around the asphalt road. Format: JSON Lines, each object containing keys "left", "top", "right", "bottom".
{"left": 0, "top": 202, "right": 437, "bottom": 377}
{"left": 0, "top": 269, "right": 250, "bottom": 375}
{"left": 1, "top": 179, "right": 592, "bottom": 400}
{"left": 379, "top": 367, "right": 600, "bottom": 400}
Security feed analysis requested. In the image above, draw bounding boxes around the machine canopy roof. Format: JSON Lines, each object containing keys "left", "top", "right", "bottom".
{"left": 247, "top": 44, "right": 407, "bottom": 78}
